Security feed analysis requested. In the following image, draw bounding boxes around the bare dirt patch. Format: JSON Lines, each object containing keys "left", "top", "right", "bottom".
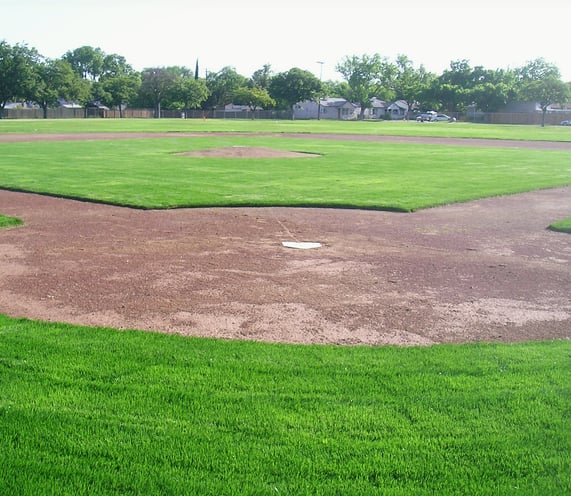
{"left": 0, "top": 131, "right": 569, "bottom": 345}
{"left": 0, "top": 186, "right": 569, "bottom": 346}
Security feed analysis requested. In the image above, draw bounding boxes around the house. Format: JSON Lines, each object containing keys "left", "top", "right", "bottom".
{"left": 224, "top": 103, "right": 263, "bottom": 112}
{"left": 386, "top": 100, "right": 410, "bottom": 119}
{"left": 293, "top": 98, "right": 359, "bottom": 120}
{"left": 501, "top": 101, "right": 571, "bottom": 113}
{"left": 293, "top": 97, "right": 414, "bottom": 120}
{"left": 364, "top": 97, "right": 387, "bottom": 119}
{"left": 4, "top": 101, "right": 37, "bottom": 109}
{"left": 58, "top": 99, "right": 83, "bottom": 109}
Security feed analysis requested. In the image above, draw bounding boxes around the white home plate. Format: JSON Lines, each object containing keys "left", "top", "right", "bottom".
{"left": 282, "top": 242, "right": 322, "bottom": 249}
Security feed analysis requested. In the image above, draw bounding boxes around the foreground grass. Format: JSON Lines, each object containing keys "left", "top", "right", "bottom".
{"left": 0, "top": 137, "right": 569, "bottom": 210}
{"left": 0, "top": 315, "right": 569, "bottom": 495}
{"left": 549, "top": 218, "right": 571, "bottom": 233}
{"left": 0, "top": 214, "right": 22, "bottom": 228}
{"left": 1, "top": 118, "right": 571, "bottom": 142}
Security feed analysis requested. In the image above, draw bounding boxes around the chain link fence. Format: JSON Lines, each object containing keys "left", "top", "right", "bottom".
{"left": 2, "top": 107, "right": 571, "bottom": 125}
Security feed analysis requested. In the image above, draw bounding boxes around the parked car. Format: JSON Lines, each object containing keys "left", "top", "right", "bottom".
{"left": 416, "top": 111, "right": 437, "bottom": 122}
{"left": 561, "top": 119, "right": 571, "bottom": 126}
{"left": 416, "top": 111, "right": 456, "bottom": 122}
{"left": 432, "top": 113, "right": 456, "bottom": 122}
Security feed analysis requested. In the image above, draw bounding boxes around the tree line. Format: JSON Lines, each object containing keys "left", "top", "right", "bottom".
{"left": 1, "top": 41, "right": 569, "bottom": 122}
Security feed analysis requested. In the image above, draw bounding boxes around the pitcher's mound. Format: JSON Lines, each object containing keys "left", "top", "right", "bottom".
{"left": 177, "top": 146, "right": 320, "bottom": 158}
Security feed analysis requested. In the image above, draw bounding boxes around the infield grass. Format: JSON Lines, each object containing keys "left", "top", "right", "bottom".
{"left": 1, "top": 315, "right": 569, "bottom": 496}
{"left": 0, "top": 214, "right": 22, "bottom": 228}
{"left": 549, "top": 218, "right": 571, "bottom": 233}
{"left": 0, "top": 136, "right": 569, "bottom": 211}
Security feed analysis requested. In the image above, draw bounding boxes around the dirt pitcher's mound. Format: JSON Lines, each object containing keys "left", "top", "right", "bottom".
{"left": 177, "top": 146, "right": 320, "bottom": 158}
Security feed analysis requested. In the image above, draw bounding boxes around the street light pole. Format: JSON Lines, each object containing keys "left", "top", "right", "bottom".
{"left": 316, "top": 61, "right": 324, "bottom": 121}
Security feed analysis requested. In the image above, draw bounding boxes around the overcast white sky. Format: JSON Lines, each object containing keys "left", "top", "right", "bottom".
{"left": 3, "top": 0, "right": 570, "bottom": 82}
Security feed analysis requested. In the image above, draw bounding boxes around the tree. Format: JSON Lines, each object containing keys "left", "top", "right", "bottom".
{"left": 250, "top": 64, "right": 273, "bottom": 90}
{"left": 165, "top": 75, "right": 209, "bottom": 113}
{"left": 392, "top": 55, "right": 434, "bottom": 118}
{"left": 99, "top": 73, "right": 141, "bottom": 117}
{"left": 101, "top": 53, "right": 131, "bottom": 78}
{"left": 514, "top": 58, "right": 560, "bottom": 83}
{"left": 434, "top": 59, "right": 474, "bottom": 112}
{"left": 204, "top": 66, "right": 248, "bottom": 109}
{"left": 139, "top": 67, "right": 176, "bottom": 118}
{"left": 96, "top": 55, "right": 141, "bottom": 117}
{"left": 0, "top": 41, "right": 40, "bottom": 118}
{"left": 336, "top": 53, "right": 395, "bottom": 119}
{"left": 269, "top": 67, "right": 322, "bottom": 118}
{"left": 62, "top": 46, "right": 105, "bottom": 81}
{"left": 520, "top": 76, "right": 569, "bottom": 126}
{"left": 32, "top": 58, "right": 88, "bottom": 118}
{"left": 233, "top": 87, "right": 275, "bottom": 115}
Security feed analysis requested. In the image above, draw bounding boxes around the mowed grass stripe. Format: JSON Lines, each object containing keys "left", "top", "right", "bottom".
{"left": 1, "top": 316, "right": 570, "bottom": 495}
{"left": 1, "top": 118, "right": 571, "bottom": 142}
{"left": 0, "top": 137, "right": 569, "bottom": 210}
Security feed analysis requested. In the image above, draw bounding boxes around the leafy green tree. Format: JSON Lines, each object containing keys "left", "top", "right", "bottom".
{"left": 233, "top": 87, "right": 275, "bottom": 114}
{"left": 392, "top": 55, "right": 434, "bottom": 118}
{"left": 0, "top": 41, "right": 40, "bottom": 118}
{"left": 204, "top": 66, "right": 248, "bottom": 109}
{"left": 469, "top": 76, "right": 515, "bottom": 113}
{"left": 165, "top": 75, "right": 209, "bottom": 112}
{"left": 32, "top": 58, "right": 88, "bottom": 118}
{"left": 250, "top": 64, "right": 273, "bottom": 90}
{"left": 514, "top": 58, "right": 560, "bottom": 83}
{"left": 101, "top": 53, "right": 131, "bottom": 78}
{"left": 321, "top": 80, "right": 350, "bottom": 99}
{"left": 139, "top": 67, "right": 176, "bottom": 117}
{"left": 336, "top": 53, "right": 395, "bottom": 119}
{"left": 95, "top": 55, "right": 141, "bottom": 117}
{"left": 62, "top": 46, "right": 105, "bottom": 81}
{"left": 99, "top": 73, "right": 141, "bottom": 117}
{"left": 269, "top": 67, "right": 322, "bottom": 117}
{"left": 520, "top": 76, "right": 569, "bottom": 126}
{"left": 434, "top": 59, "right": 474, "bottom": 112}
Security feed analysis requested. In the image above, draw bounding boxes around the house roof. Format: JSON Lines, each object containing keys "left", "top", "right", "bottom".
{"left": 370, "top": 97, "right": 387, "bottom": 108}
{"left": 320, "top": 98, "right": 358, "bottom": 108}
{"left": 387, "top": 100, "right": 409, "bottom": 110}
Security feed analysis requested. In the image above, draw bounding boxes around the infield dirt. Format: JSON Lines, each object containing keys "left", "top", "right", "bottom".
{"left": 0, "top": 133, "right": 569, "bottom": 345}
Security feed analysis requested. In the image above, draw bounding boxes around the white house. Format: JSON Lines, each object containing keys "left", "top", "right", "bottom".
{"left": 364, "top": 97, "right": 388, "bottom": 119}
{"left": 294, "top": 97, "right": 414, "bottom": 120}
{"left": 386, "top": 100, "right": 410, "bottom": 119}
{"left": 293, "top": 98, "right": 360, "bottom": 120}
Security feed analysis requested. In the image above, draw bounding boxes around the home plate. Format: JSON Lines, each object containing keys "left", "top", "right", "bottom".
{"left": 282, "top": 241, "right": 322, "bottom": 249}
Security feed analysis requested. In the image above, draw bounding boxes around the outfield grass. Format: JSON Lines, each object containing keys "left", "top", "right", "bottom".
{"left": 1, "top": 117, "right": 571, "bottom": 142}
{"left": 0, "top": 214, "right": 22, "bottom": 228}
{"left": 0, "top": 136, "right": 569, "bottom": 211}
{"left": 549, "top": 218, "right": 571, "bottom": 233}
{"left": 1, "top": 315, "right": 569, "bottom": 496}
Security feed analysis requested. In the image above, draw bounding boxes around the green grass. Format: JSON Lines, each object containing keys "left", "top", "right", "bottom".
{"left": 0, "top": 214, "right": 22, "bottom": 228}
{"left": 1, "top": 315, "right": 569, "bottom": 495}
{"left": 0, "top": 136, "right": 569, "bottom": 211}
{"left": 549, "top": 218, "right": 571, "bottom": 233}
{"left": 1, "top": 117, "right": 571, "bottom": 141}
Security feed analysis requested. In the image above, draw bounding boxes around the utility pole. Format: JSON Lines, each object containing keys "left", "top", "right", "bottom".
{"left": 316, "top": 61, "right": 324, "bottom": 120}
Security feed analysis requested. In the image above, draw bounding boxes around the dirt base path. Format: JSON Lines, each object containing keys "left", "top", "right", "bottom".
{"left": 1, "top": 186, "right": 569, "bottom": 345}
